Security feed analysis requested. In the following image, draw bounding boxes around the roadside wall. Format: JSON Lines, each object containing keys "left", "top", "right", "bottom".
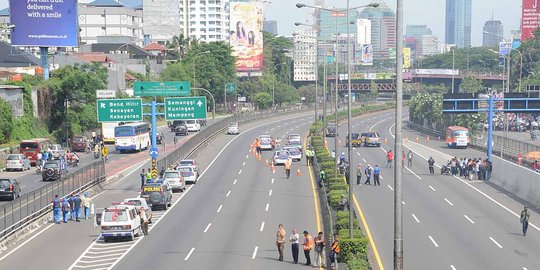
{"left": 491, "top": 157, "right": 540, "bottom": 208}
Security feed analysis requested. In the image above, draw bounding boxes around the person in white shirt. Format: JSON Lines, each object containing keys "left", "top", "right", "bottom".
{"left": 289, "top": 228, "right": 300, "bottom": 264}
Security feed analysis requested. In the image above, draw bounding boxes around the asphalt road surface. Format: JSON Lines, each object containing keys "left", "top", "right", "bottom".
{"left": 326, "top": 109, "right": 540, "bottom": 270}
{"left": 0, "top": 111, "right": 324, "bottom": 270}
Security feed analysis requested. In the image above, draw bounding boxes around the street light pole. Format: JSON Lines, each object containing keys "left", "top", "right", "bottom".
{"left": 394, "top": 0, "right": 404, "bottom": 268}
{"left": 334, "top": 13, "right": 340, "bottom": 177}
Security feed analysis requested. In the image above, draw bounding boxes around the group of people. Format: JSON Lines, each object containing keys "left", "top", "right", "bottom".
{"left": 276, "top": 224, "right": 340, "bottom": 267}
{"left": 354, "top": 164, "right": 381, "bottom": 186}
{"left": 36, "top": 148, "right": 79, "bottom": 171}
{"left": 448, "top": 156, "right": 493, "bottom": 180}
{"left": 51, "top": 192, "right": 93, "bottom": 224}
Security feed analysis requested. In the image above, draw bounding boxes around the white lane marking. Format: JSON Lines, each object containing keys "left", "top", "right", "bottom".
{"left": 238, "top": 169, "right": 242, "bottom": 174}
{"left": 450, "top": 265, "right": 457, "bottom": 270}
{"left": 265, "top": 203, "right": 269, "bottom": 212}
{"left": 362, "top": 158, "right": 367, "bottom": 163}
{"left": 184, "top": 248, "right": 195, "bottom": 260}
{"left": 216, "top": 205, "right": 223, "bottom": 212}
{"left": 402, "top": 201, "right": 405, "bottom": 205}
{"left": 226, "top": 190, "right": 231, "bottom": 197}
{"left": 271, "top": 178, "right": 274, "bottom": 184}
{"left": 429, "top": 185, "right": 436, "bottom": 192}
{"left": 271, "top": 128, "right": 275, "bottom": 130}
{"left": 387, "top": 185, "right": 394, "bottom": 191}
{"left": 277, "top": 125, "right": 281, "bottom": 128}
{"left": 260, "top": 222, "right": 265, "bottom": 232}
{"left": 242, "top": 161, "right": 246, "bottom": 166}
{"left": 252, "top": 246, "right": 259, "bottom": 259}
{"left": 246, "top": 154, "right": 249, "bottom": 159}
{"left": 233, "top": 179, "right": 237, "bottom": 185}
{"left": 357, "top": 152, "right": 361, "bottom": 156}
{"left": 405, "top": 166, "right": 422, "bottom": 180}
{"left": 464, "top": 215, "right": 475, "bottom": 224}
{"left": 412, "top": 214, "right": 420, "bottom": 223}
{"left": 444, "top": 198, "right": 454, "bottom": 206}
{"left": 489, "top": 237, "right": 503, "bottom": 249}
{"left": 523, "top": 267, "right": 528, "bottom": 270}
{"left": 369, "top": 119, "right": 387, "bottom": 132}
{"left": 204, "top": 223, "right": 212, "bottom": 233}
{"left": 380, "top": 175, "right": 384, "bottom": 180}
{"left": 269, "top": 189, "right": 272, "bottom": 196}
{"left": 428, "top": 236, "right": 439, "bottom": 247}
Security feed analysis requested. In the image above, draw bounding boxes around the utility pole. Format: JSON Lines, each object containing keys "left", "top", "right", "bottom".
{"left": 334, "top": 13, "right": 339, "bottom": 177}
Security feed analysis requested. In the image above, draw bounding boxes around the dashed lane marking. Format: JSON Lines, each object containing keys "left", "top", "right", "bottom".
{"left": 251, "top": 246, "right": 258, "bottom": 259}
{"left": 238, "top": 170, "right": 242, "bottom": 175}
{"left": 464, "top": 215, "right": 475, "bottom": 224}
{"left": 268, "top": 189, "right": 272, "bottom": 196}
{"left": 204, "top": 223, "right": 212, "bottom": 233}
{"left": 405, "top": 166, "right": 422, "bottom": 180}
{"left": 226, "top": 190, "right": 231, "bottom": 197}
{"left": 260, "top": 222, "right": 265, "bottom": 232}
{"left": 265, "top": 203, "right": 269, "bottom": 212}
{"left": 242, "top": 161, "right": 246, "bottom": 166}
{"left": 489, "top": 237, "right": 503, "bottom": 249}
{"left": 412, "top": 214, "right": 420, "bottom": 223}
{"left": 428, "top": 236, "right": 439, "bottom": 247}
{"left": 271, "top": 178, "right": 274, "bottom": 184}
{"left": 429, "top": 185, "right": 436, "bottom": 192}
{"left": 233, "top": 179, "right": 237, "bottom": 185}
{"left": 450, "top": 265, "right": 457, "bottom": 270}
{"left": 216, "top": 205, "right": 223, "bottom": 212}
{"left": 184, "top": 248, "right": 195, "bottom": 261}
{"left": 444, "top": 198, "right": 454, "bottom": 206}
{"left": 387, "top": 185, "right": 394, "bottom": 191}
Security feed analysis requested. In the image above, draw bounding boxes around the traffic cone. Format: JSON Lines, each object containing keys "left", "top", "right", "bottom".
{"left": 416, "top": 137, "right": 419, "bottom": 143}
{"left": 427, "top": 136, "right": 430, "bottom": 142}
{"left": 297, "top": 168, "right": 301, "bottom": 176}
{"left": 271, "top": 163, "right": 275, "bottom": 173}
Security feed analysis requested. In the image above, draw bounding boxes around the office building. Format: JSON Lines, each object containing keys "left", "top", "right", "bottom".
{"left": 183, "top": 0, "right": 230, "bottom": 42}
{"left": 143, "top": 0, "right": 181, "bottom": 44}
{"left": 445, "top": 0, "right": 472, "bottom": 48}
{"left": 319, "top": 9, "right": 359, "bottom": 42}
{"left": 293, "top": 30, "right": 317, "bottom": 82}
{"left": 359, "top": 2, "right": 396, "bottom": 59}
{"left": 420, "top": 35, "right": 440, "bottom": 56}
{"left": 357, "top": 18, "right": 371, "bottom": 45}
{"left": 79, "top": 0, "right": 144, "bottom": 46}
{"left": 264, "top": 20, "right": 278, "bottom": 35}
{"left": 482, "top": 20, "right": 503, "bottom": 47}
{"left": 406, "top": 25, "right": 432, "bottom": 38}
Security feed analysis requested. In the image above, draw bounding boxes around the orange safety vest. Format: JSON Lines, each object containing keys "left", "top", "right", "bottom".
{"left": 303, "top": 235, "right": 314, "bottom": 250}
{"left": 285, "top": 159, "right": 291, "bottom": 170}
{"left": 331, "top": 241, "right": 340, "bottom": 253}
{"left": 256, "top": 140, "right": 261, "bottom": 147}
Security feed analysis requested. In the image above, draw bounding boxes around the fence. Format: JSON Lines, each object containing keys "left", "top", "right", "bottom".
{"left": 0, "top": 160, "right": 106, "bottom": 241}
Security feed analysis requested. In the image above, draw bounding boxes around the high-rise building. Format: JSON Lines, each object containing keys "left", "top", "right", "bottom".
{"left": 406, "top": 25, "right": 432, "bottom": 38}
{"left": 319, "top": 9, "right": 359, "bottom": 42}
{"left": 357, "top": 19, "right": 371, "bottom": 45}
{"left": 445, "top": 0, "right": 472, "bottom": 48}
{"left": 358, "top": 2, "right": 396, "bottom": 59}
{"left": 293, "top": 30, "right": 317, "bottom": 82}
{"left": 143, "top": 0, "right": 181, "bottom": 44}
{"left": 264, "top": 20, "right": 278, "bottom": 35}
{"left": 483, "top": 20, "right": 503, "bottom": 47}
{"left": 79, "top": 0, "right": 144, "bottom": 46}
{"left": 420, "top": 35, "right": 440, "bottom": 56}
{"left": 183, "top": 0, "right": 230, "bottom": 42}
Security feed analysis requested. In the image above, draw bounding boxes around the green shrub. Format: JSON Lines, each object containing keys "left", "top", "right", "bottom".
{"left": 329, "top": 177, "right": 345, "bottom": 186}
{"left": 339, "top": 237, "right": 368, "bottom": 263}
{"left": 329, "top": 190, "right": 346, "bottom": 209}
{"left": 346, "top": 254, "right": 370, "bottom": 269}
{"left": 335, "top": 217, "right": 360, "bottom": 231}
{"left": 338, "top": 229, "right": 363, "bottom": 239}
{"left": 336, "top": 211, "right": 349, "bottom": 220}
{"left": 330, "top": 183, "right": 349, "bottom": 193}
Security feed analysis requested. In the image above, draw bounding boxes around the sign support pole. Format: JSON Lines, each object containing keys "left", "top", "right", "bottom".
{"left": 151, "top": 100, "right": 157, "bottom": 172}
{"left": 40, "top": 47, "right": 49, "bottom": 80}
{"left": 487, "top": 96, "right": 494, "bottom": 163}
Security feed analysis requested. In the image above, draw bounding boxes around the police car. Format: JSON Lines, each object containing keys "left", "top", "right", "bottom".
{"left": 100, "top": 202, "right": 142, "bottom": 242}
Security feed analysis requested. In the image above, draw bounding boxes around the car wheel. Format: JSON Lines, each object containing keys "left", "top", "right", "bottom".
{"left": 163, "top": 204, "right": 168, "bottom": 210}
{"left": 104, "top": 237, "right": 110, "bottom": 243}
{"left": 10, "top": 193, "right": 14, "bottom": 201}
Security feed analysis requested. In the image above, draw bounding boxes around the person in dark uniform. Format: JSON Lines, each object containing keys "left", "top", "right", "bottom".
{"left": 356, "top": 164, "right": 362, "bottom": 185}
{"left": 428, "top": 157, "right": 435, "bottom": 175}
{"left": 521, "top": 205, "right": 531, "bottom": 236}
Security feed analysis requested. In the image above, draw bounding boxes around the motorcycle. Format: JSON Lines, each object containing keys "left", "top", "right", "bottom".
{"left": 36, "top": 166, "right": 42, "bottom": 174}
{"left": 440, "top": 162, "right": 451, "bottom": 175}
{"left": 68, "top": 158, "right": 79, "bottom": 167}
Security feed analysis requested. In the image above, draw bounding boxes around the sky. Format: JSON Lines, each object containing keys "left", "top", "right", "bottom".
{"left": 0, "top": 0, "right": 522, "bottom": 46}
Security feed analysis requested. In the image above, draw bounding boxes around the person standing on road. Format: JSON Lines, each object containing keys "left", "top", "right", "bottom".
{"left": 284, "top": 158, "right": 292, "bottom": 179}
{"left": 533, "top": 160, "right": 539, "bottom": 172}
{"left": 101, "top": 144, "right": 108, "bottom": 162}
{"left": 82, "top": 193, "right": 92, "bottom": 219}
{"left": 276, "top": 224, "right": 286, "bottom": 261}
{"left": 61, "top": 198, "right": 70, "bottom": 223}
{"left": 73, "top": 194, "right": 82, "bottom": 222}
{"left": 139, "top": 207, "right": 149, "bottom": 236}
{"left": 428, "top": 157, "right": 435, "bottom": 175}
{"left": 521, "top": 205, "right": 531, "bottom": 236}
{"left": 68, "top": 193, "right": 75, "bottom": 220}
{"left": 255, "top": 138, "right": 261, "bottom": 155}
{"left": 356, "top": 164, "right": 362, "bottom": 185}
{"left": 52, "top": 194, "right": 61, "bottom": 224}
{"left": 289, "top": 228, "right": 300, "bottom": 264}
{"left": 407, "top": 150, "right": 413, "bottom": 168}
{"left": 364, "top": 165, "right": 372, "bottom": 185}
{"left": 313, "top": 231, "right": 326, "bottom": 267}
{"left": 140, "top": 169, "right": 146, "bottom": 189}
{"left": 486, "top": 159, "right": 492, "bottom": 180}
{"left": 302, "top": 231, "right": 313, "bottom": 266}
{"left": 329, "top": 234, "right": 340, "bottom": 267}
{"left": 401, "top": 151, "right": 406, "bottom": 167}
{"left": 373, "top": 165, "right": 381, "bottom": 186}
{"left": 146, "top": 168, "right": 152, "bottom": 182}
{"left": 386, "top": 150, "right": 393, "bottom": 168}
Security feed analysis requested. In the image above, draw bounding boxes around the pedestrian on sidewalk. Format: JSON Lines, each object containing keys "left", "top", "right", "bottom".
{"left": 140, "top": 169, "right": 146, "bottom": 189}
{"left": 73, "top": 194, "right": 82, "bottom": 222}
{"left": 284, "top": 158, "right": 292, "bottom": 179}
{"left": 329, "top": 234, "right": 340, "bottom": 267}
{"left": 276, "top": 224, "right": 286, "bottom": 261}
{"left": 313, "top": 231, "right": 326, "bottom": 267}
{"left": 356, "top": 163, "right": 362, "bottom": 185}
{"left": 139, "top": 207, "right": 149, "bottom": 236}
{"left": 82, "top": 192, "right": 92, "bottom": 219}
{"left": 386, "top": 150, "right": 393, "bottom": 168}
{"left": 364, "top": 165, "right": 372, "bottom": 185}
{"left": 289, "top": 229, "right": 300, "bottom": 264}
{"left": 373, "top": 165, "right": 381, "bottom": 186}
{"left": 61, "top": 198, "right": 70, "bottom": 223}
{"left": 407, "top": 150, "right": 413, "bottom": 168}
{"left": 521, "top": 205, "right": 531, "bottom": 236}
{"left": 428, "top": 157, "right": 435, "bottom": 175}
{"left": 52, "top": 194, "right": 61, "bottom": 224}
{"left": 302, "top": 231, "right": 313, "bottom": 266}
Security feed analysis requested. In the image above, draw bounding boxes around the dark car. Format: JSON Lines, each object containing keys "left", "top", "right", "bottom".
{"left": 156, "top": 132, "right": 164, "bottom": 144}
{"left": 0, "top": 178, "right": 21, "bottom": 201}
{"left": 175, "top": 125, "right": 188, "bottom": 136}
{"left": 326, "top": 126, "right": 337, "bottom": 137}
{"left": 197, "top": 119, "right": 207, "bottom": 126}
{"left": 170, "top": 120, "right": 186, "bottom": 132}
{"left": 71, "top": 135, "right": 89, "bottom": 152}
{"left": 42, "top": 161, "right": 67, "bottom": 181}
{"left": 141, "top": 181, "right": 172, "bottom": 210}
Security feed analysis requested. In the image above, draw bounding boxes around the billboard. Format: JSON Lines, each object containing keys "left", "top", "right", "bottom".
{"left": 360, "top": 44, "right": 373, "bottom": 66}
{"left": 522, "top": 0, "right": 540, "bottom": 41}
{"left": 229, "top": 2, "right": 264, "bottom": 76}
{"left": 403, "top": 47, "right": 411, "bottom": 69}
{"left": 499, "top": 41, "right": 511, "bottom": 56}
{"left": 9, "top": 0, "right": 78, "bottom": 47}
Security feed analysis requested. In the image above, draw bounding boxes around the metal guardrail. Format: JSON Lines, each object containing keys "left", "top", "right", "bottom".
{"left": 0, "top": 161, "right": 106, "bottom": 241}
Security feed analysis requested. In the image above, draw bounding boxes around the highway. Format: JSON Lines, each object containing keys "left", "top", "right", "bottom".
{"left": 0, "top": 111, "right": 322, "bottom": 270}
{"left": 327, "top": 109, "right": 540, "bottom": 270}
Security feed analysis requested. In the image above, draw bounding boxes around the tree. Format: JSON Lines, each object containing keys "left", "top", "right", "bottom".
{"left": 297, "top": 84, "right": 316, "bottom": 103}
{"left": 253, "top": 92, "right": 272, "bottom": 109}
{"left": 166, "top": 33, "right": 190, "bottom": 60}
{"left": 0, "top": 98, "right": 13, "bottom": 143}
{"left": 460, "top": 75, "right": 483, "bottom": 93}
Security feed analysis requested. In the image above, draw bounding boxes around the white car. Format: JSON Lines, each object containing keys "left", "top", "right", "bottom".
{"left": 176, "top": 166, "right": 198, "bottom": 184}
{"left": 100, "top": 202, "right": 142, "bottom": 242}
{"left": 5, "top": 154, "right": 31, "bottom": 171}
{"left": 227, "top": 122, "right": 239, "bottom": 135}
{"left": 259, "top": 136, "right": 274, "bottom": 151}
{"left": 123, "top": 198, "right": 153, "bottom": 223}
{"left": 177, "top": 159, "right": 200, "bottom": 174}
{"left": 273, "top": 150, "right": 291, "bottom": 165}
{"left": 287, "top": 134, "right": 302, "bottom": 144}
{"left": 162, "top": 170, "right": 185, "bottom": 192}
{"left": 50, "top": 144, "right": 65, "bottom": 159}
{"left": 185, "top": 119, "right": 201, "bottom": 132}
{"left": 282, "top": 146, "right": 302, "bottom": 161}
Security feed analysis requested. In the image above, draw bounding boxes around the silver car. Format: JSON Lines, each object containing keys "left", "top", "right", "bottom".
{"left": 227, "top": 122, "right": 239, "bottom": 135}
{"left": 162, "top": 170, "right": 185, "bottom": 192}
{"left": 50, "top": 144, "right": 65, "bottom": 160}
{"left": 6, "top": 154, "right": 31, "bottom": 171}
{"left": 282, "top": 146, "right": 302, "bottom": 161}
{"left": 176, "top": 166, "right": 198, "bottom": 184}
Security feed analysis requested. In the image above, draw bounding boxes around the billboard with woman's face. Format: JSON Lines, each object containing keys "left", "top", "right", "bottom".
{"left": 229, "top": 2, "right": 264, "bottom": 76}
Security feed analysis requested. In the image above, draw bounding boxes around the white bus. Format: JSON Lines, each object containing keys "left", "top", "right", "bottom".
{"left": 114, "top": 122, "right": 151, "bottom": 153}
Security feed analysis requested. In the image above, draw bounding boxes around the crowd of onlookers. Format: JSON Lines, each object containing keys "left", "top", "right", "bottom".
{"left": 448, "top": 156, "right": 493, "bottom": 180}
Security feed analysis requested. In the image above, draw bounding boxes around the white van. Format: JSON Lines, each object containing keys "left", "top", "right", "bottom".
{"left": 100, "top": 202, "right": 142, "bottom": 242}
{"left": 185, "top": 119, "right": 201, "bottom": 132}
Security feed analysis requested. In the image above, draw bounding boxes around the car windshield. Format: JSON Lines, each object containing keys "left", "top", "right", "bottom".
{"left": 228, "top": 123, "right": 238, "bottom": 127}
{"left": 44, "top": 162, "right": 58, "bottom": 169}
{"left": 367, "top": 133, "right": 379, "bottom": 137}
{"left": 72, "top": 137, "right": 84, "bottom": 143}
{"left": 103, "top": 209, "right": 129, "bottom": 222}
{"left": 7, "top": 155, "right": 21, "bottom": 160}
{"left": 288, "top": 149, "right": 300, "bottom": 154}
{"left": 177, "top": 167, "right": 193, "bottom": 176}
{"left": 0, "top": 179, "right": 11, "bottom": 187}
{"left": 187, "top": 120, "right": 196, "bottom": 124}
{"left": 125, "top": 200, "right": 142, "bottom": 206}
{"left": 179, "top": 160, "right": 194, "bottom": 166}
{"left": 163, "top": 172, "right": 180, "bottom": 179}
{"left": 276, "top": 151, "right": 289, "bottom": 157}
{"left": 352, "top": 134, "right": 360, "bottom": 139}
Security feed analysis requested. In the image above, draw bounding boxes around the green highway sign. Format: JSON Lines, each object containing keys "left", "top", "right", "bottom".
{"left": 164, "top": 97, "right": 207, "bottom": 120}
{"left": 97, "top": 98, "right": 143, "bottom": 122}
{"left": 134, "top": 81, "right": 191, "bottom": 96}
{"left": 226, "top": 83, "right": 236, "bottom": 93}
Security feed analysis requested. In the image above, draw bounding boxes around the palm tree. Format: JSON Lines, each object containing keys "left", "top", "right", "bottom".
{"left": 167, "top": 33, "right": 190, "bottom": 60}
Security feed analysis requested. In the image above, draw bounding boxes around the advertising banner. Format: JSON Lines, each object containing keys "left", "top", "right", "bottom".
{"left": 229, "top": 2, "right": 264, "bottom": 76}
{"left": 360, "top": 44, "right": 373, "bottom": 66}
{"left": 403, "top": 47, "right": 411, "bottom": 69}
{"left": 499, "top": 41, "right": 511, "bottom": 56}
{"left": 9, "top": 0, "right": 78, "bottom": 47}
{"left": 522, "top": 0, "right": 540, "bottom": 41}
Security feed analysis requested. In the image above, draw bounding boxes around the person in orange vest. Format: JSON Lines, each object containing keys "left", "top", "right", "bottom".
{"left": 255, "top": 138, "right": 261, "bottom": 154}
{"left": 302, "top": 230, "right": 313, "bottom": 266}
{"left": 284, "top": 157, "right": 292, "bottom": 179}
{"left": 329, "top": 233, "right": 340, "bottom": 267}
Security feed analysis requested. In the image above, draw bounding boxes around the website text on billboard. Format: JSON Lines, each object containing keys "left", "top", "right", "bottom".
{"left": 9, "top": 0, "right": 78, "bottom": 47}
{"left": 229, "top": 2, "right": 264, "bottom": 76}
{"left": 521, "top": 0, "right": 540, "bottom": 41}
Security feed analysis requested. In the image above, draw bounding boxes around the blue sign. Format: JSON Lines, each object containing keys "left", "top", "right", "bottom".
{"left": 498, "top": 41, "right": 511, "bottom": 56}
{"left": 9, "top": 0, "right": 78, "bottom": 47}
{"left": 149, "top": 147, "right": 159, "bottom": 158}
